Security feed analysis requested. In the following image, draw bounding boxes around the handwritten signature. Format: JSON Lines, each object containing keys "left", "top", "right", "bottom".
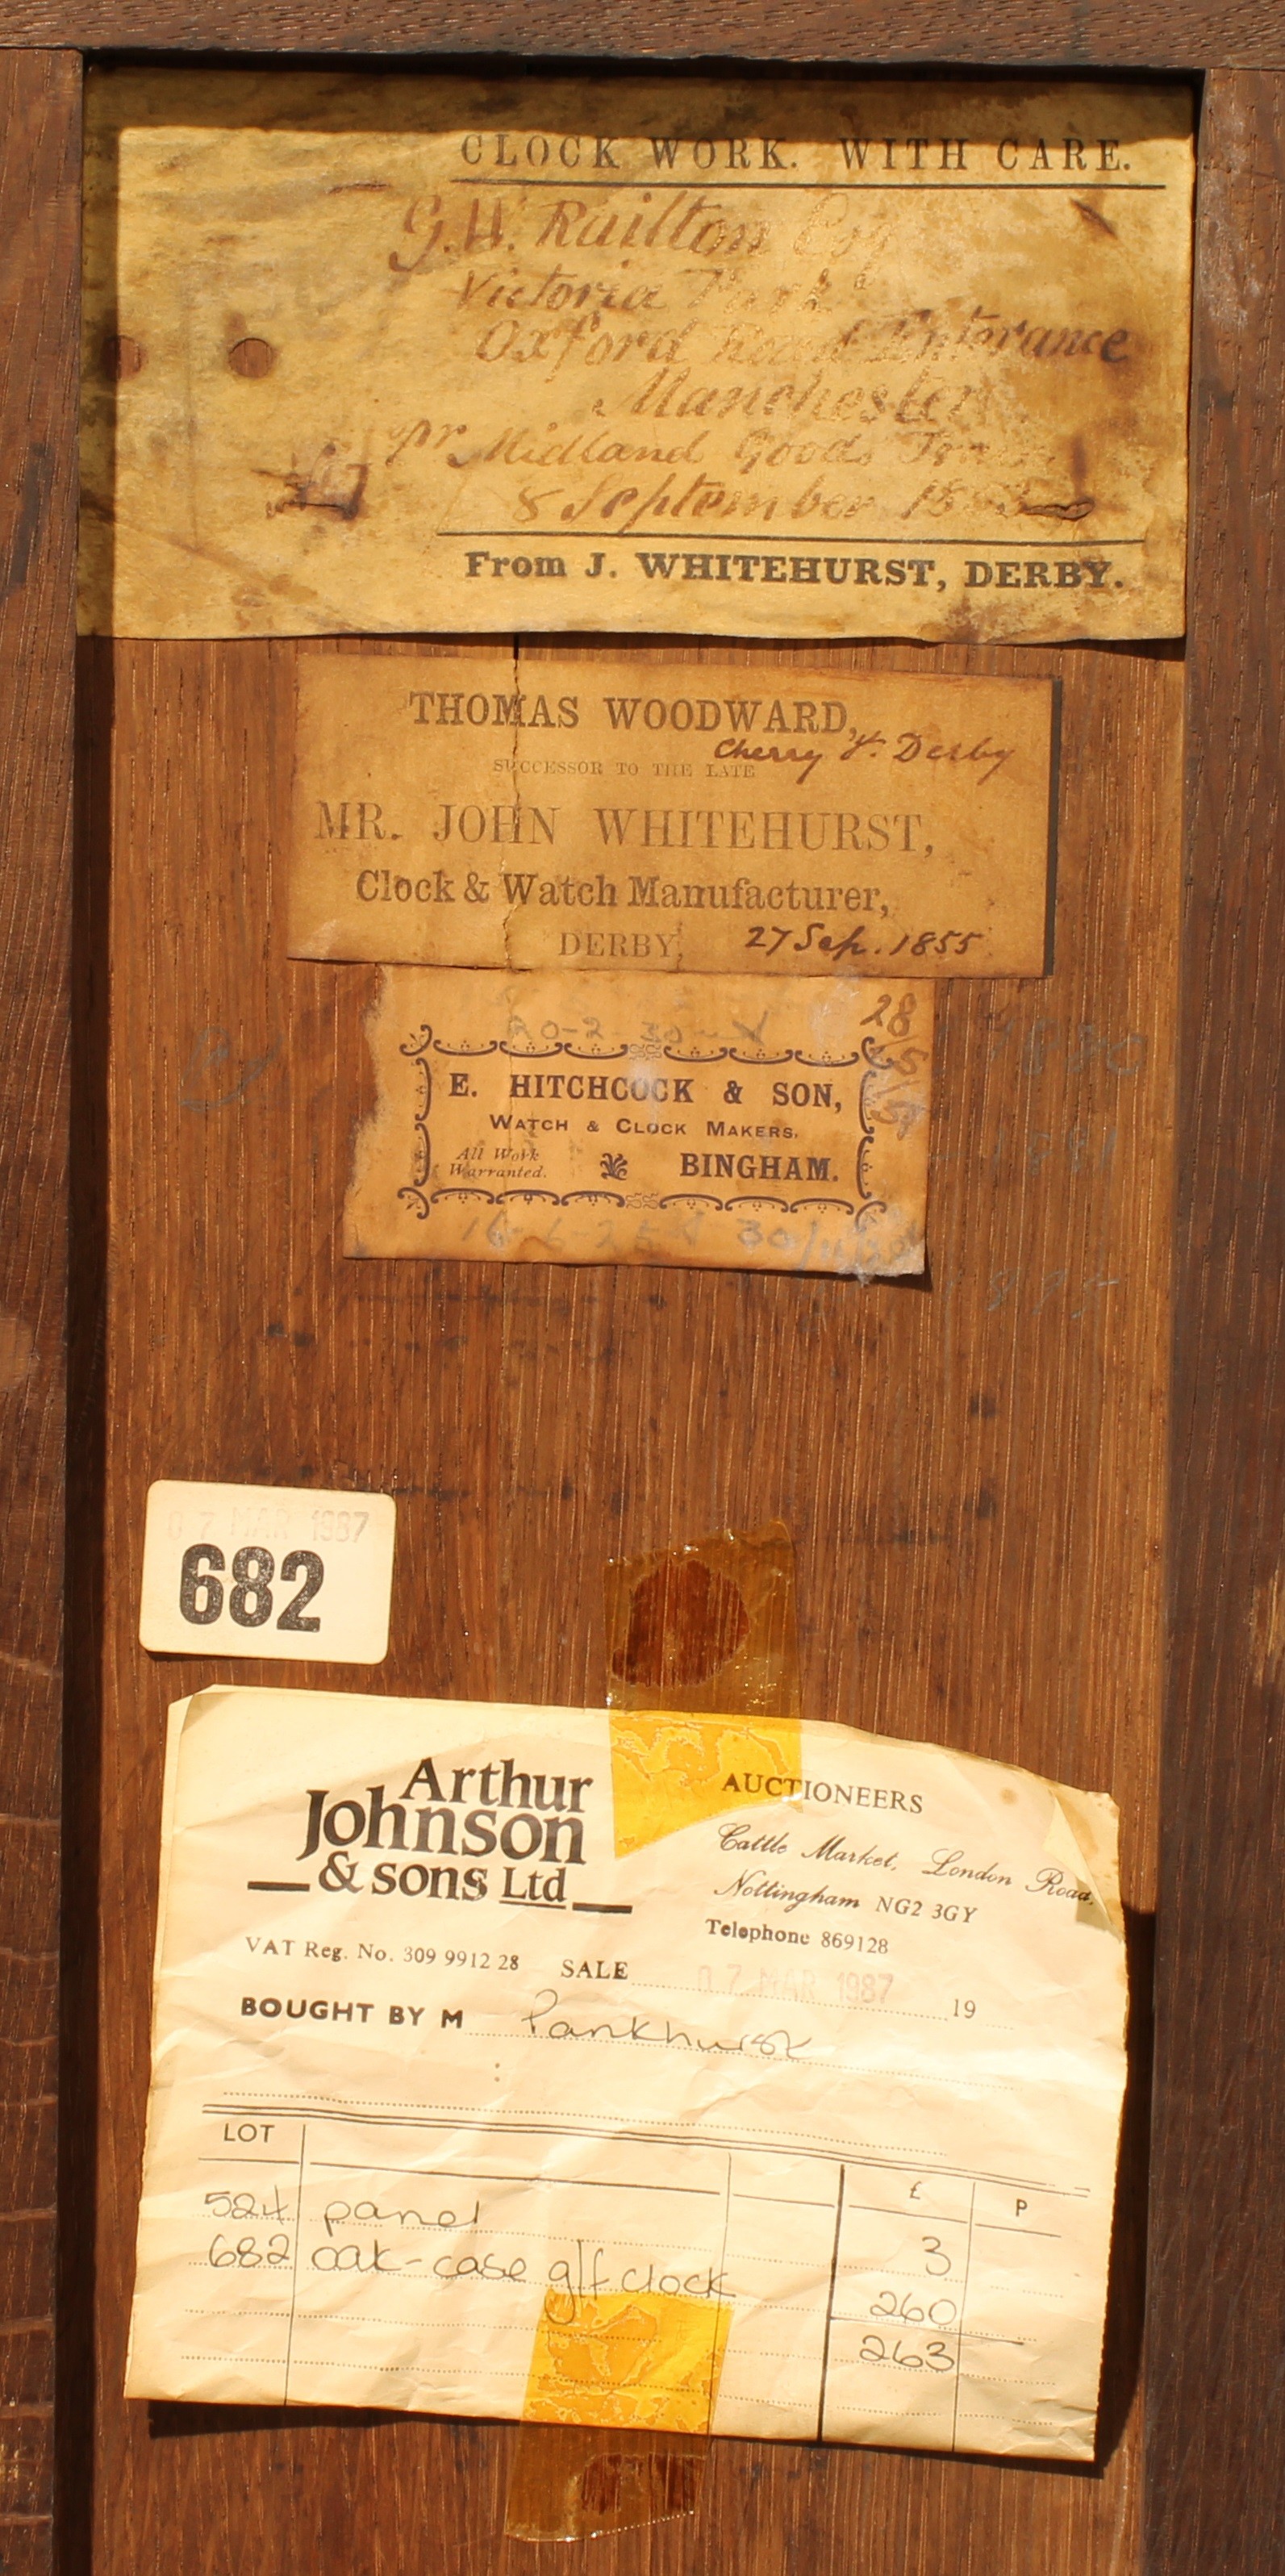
{"left": 522, "top": 1986, "right": 811, "bottom": 2060}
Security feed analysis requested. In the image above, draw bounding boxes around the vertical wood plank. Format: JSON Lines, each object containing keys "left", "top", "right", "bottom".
{"left": 0, "top": 45, "right": 81, "bottom": 2576}
{"left": 90, "top": 624, "right": 1178, "bottom": 2576}
{"left": 1148, "top": 68, "right": 1285, "bottom": 2576}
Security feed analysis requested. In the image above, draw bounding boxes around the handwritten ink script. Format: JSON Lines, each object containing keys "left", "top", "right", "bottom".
{"left": 291, "top": 653, "right": 1054, "bottom": 975}
{"left": 344, "top": 968, "right": 932, "bottom": 1275}
{"left": 81, "top": 71, "right": 1192, "bottom": 641}
{"left": 125, "top": 1687, "right": 1126, "bottom": 2457}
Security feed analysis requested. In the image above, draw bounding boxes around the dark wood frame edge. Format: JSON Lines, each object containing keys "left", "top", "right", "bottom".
{"left": 1145, "top": 65, "right": 1285, "bottom": 2576}
{"left": 0, "top": 6, "right": 1283, "bottom": 67}
{"left": 0, "top": 45, "right": 81, "bottom": 2576}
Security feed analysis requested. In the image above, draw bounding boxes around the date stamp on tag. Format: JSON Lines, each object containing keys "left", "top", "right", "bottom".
{"left": 139, "top": 1480, "right": 396, "bottom": 1664}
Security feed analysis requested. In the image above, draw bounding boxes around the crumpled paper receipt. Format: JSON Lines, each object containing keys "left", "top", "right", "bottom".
{"left": 126, "top": 1689, "right": 1127, "bottom": 2459}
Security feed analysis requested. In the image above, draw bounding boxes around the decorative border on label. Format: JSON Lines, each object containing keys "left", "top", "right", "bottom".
{"left": 394, "top": 1025, "right": 905, "bottom": 1227}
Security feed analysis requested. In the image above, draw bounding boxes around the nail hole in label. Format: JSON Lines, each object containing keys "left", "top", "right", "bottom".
{"left": 102, "top": 333, "right": 145, "bottom": 380}
{"left": 228, "top": 336, "right": 277, "bottom": 378}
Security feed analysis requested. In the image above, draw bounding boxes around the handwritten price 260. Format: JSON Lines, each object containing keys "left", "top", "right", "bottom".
{"left": 870, "top": 2290, "right": 957, "bottom": 2326}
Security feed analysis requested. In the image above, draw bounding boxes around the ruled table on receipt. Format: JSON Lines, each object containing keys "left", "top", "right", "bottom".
{"left": 181, "top": 2093, "right": 1099, "bottom": 2453}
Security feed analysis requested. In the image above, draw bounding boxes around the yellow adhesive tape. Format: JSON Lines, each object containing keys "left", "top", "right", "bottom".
{"left": 504, "top": 1524, "right": 800, "bottom": 2540}
{"left": 610, "top": 1710, "right": 803, "bottom": 1856}
{"left": 503, "top": 2424, "right": 705, "bottom": 2543}
{"left": 524, "top": 2289, "right": 732, "bottom": 2433}
{"left": 604, "top": 1519, "right": 801, "bottom": 1719}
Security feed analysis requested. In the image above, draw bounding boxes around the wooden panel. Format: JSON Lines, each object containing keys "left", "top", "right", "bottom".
{"left": 31, "top": 7, "right": 1285, "bottom": 61}
{"left": 2, "top": 4, "right": 1283, "bottom": 57}
{"left": 0, "top": 17, "right": 1258, "bottom": 2576}
{"left": 86, "top": 621, "right": 1178, "bottom": 2576}
{"left": 19, "top": 23, "right": 1285, "bottom": 2576}
{"left": 0, "top": 48, "right": 80, "bottom": 2576}
{"left": 1147, "top": 69, "right": 1285, "bottom": 2576}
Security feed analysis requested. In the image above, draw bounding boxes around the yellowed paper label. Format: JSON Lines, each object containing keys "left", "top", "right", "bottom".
{"left": 81, "top": 70, "right": 1192, "bottom": 641}
{"left": 124, "top": 1685, "right": 1127, "bottom": 2459}
{"left": 344, "top": 969, "right": 932, "bottom": 1275}
{"left": 291, "top": 653, "right": 1054, "bottom": 975}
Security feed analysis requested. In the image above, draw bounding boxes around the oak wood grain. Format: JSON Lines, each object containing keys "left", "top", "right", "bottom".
{"left": 45, "top": 30, "right": 1284, "bottom": 2576}
{"left": 1146, "top": 68, "right": 1285, "bottom": 2576}
{"left": 84, "top": 617, "right": 1179, "bottom": 2576}
{"left": 1, "top": 3, "right": 1282, "bottom": 60}
{"left": 0, "top": 46, "right": 80, "bottom": 2576}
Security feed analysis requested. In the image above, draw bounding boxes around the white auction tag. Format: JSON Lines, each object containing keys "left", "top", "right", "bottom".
{"left": 139, "top": 1481, "right": 395, "bottom": 1663}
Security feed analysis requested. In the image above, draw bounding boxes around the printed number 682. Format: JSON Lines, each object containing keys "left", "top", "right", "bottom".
{"left": 179, "top": 1542, "right": 324, "bottom": 1632}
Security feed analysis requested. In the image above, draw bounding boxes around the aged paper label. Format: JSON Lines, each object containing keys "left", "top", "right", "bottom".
{"left": 344, "top": 969, "right": 932, "bottom": 1276}
{"left": 126, "top": 1685, "right": 1127, "bottom": 2458}
{"left": 140, "top": 1482, "right": 396, "bottom": 1663}
{"left": 81, "top": 70, "right": 1192, "bottom": 641}
{"left": 292, "top": 653, "right": 1054, "bottom": 976}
